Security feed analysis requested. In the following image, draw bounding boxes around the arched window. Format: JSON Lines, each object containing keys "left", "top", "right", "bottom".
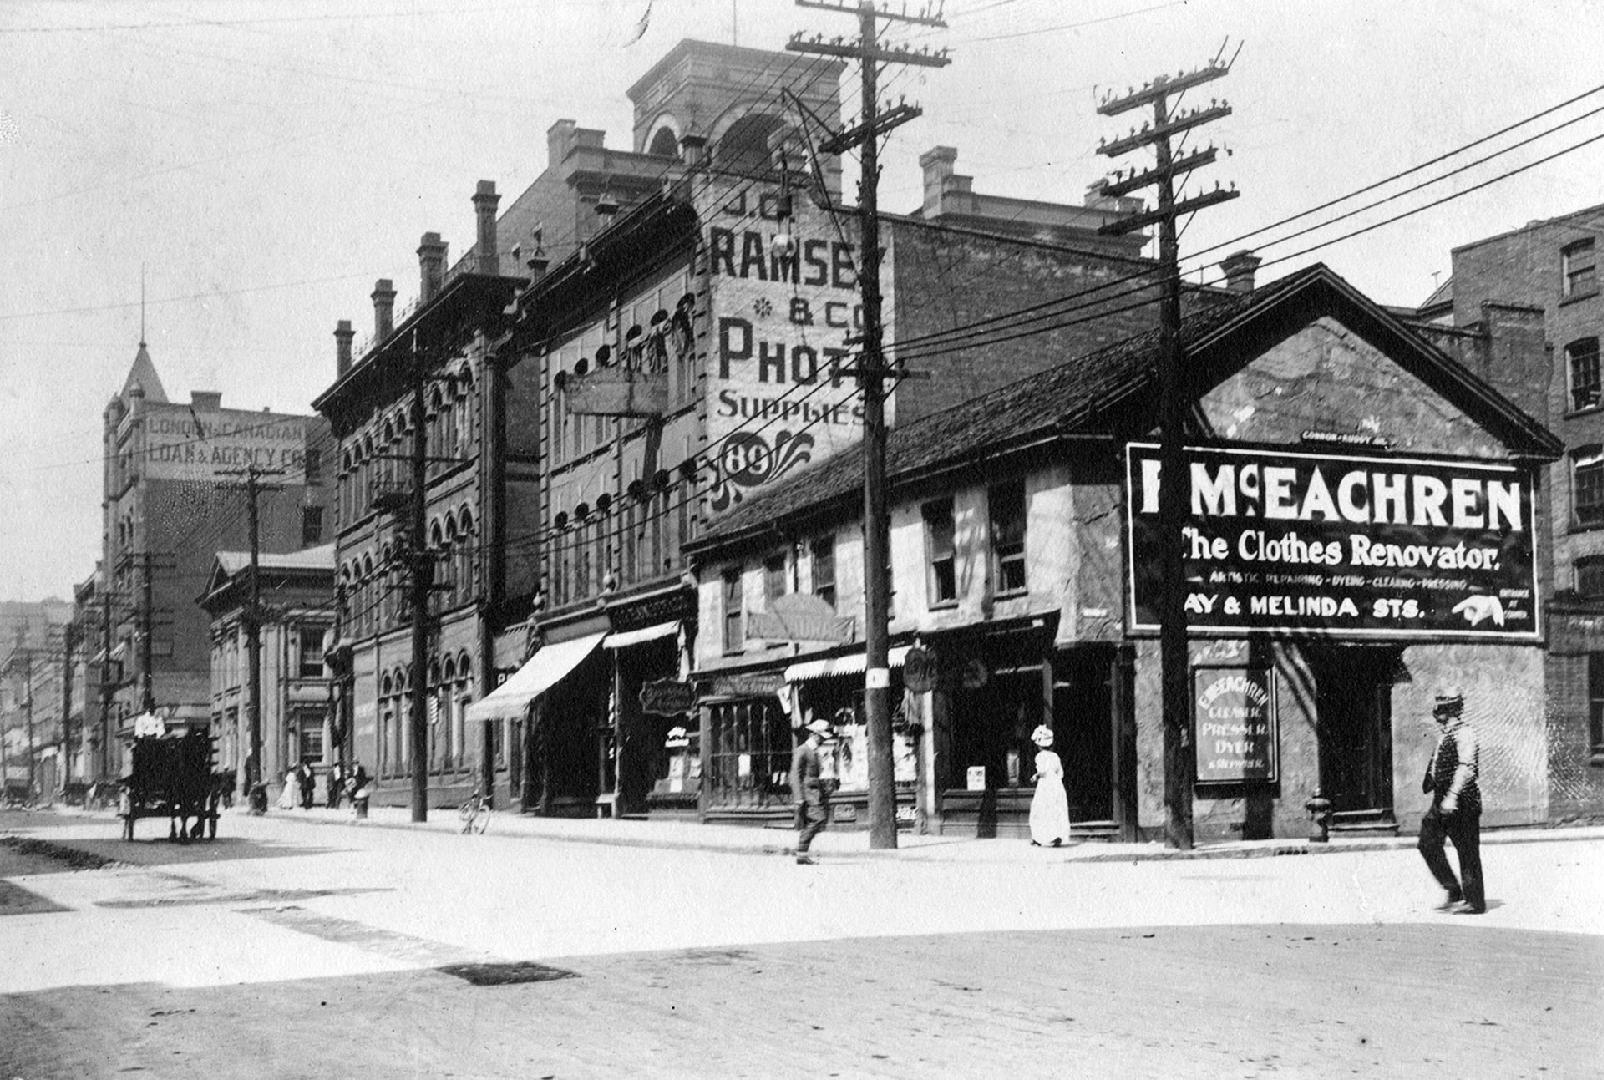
{"left": 458, "top": 507, "right": 476, "bottom": 600}
{"left": 445, "top": 513, "right": 461, "bottom": 604}
{"left": 429, "top": 521, "right": 445, "bottom": 613}
{"left": 361, "top": 554, "right": 375, "bottom": 636}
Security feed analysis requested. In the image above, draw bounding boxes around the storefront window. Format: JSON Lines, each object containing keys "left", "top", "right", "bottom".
{"left": 707, "top": 700, "right": 791, "bottom": 809}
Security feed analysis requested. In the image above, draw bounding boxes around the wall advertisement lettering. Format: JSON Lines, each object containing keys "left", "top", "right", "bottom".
{"left": 1126, "top": 442, "right": 1540, "bottom": 639}
{"left": 1192, "top": 666, "right": 1278, "bottom": 784}
{"left": 143, "top": 411, "right": 308, "bottom": 482}
{"left": 702, "top": 183, "right": 888, "bottom": 513}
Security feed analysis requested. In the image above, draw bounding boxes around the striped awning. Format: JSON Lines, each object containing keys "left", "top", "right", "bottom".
{"left": 783, "top": 645, "right": 910, "bottom": 684}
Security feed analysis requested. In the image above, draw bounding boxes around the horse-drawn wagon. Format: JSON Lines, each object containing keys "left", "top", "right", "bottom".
{"left": 118, "top": 716, "right": 226, "bottom": 842}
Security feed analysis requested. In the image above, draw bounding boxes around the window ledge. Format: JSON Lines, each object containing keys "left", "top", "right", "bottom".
{"left": 1561, "top": 289, "right": 1598, "bottom": 308}
{"left": 1566, "top": 403, "right": 1604, "bottom": 419}
{"left": 927, "top": 599, "right": 959, "bottom": 612}
{"left": 993, "top": 588, "right": 1029, "bottom": 601}
{"left": 1590, "top": 749, "right": 1604, "bottom": 768}
{"left": 1568, "top": 519, "right": 1604, "bottom": 535}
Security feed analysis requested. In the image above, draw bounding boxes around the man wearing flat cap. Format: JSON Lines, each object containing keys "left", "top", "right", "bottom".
{"left": 1418, "top": 686, "right": 1485, "bottom": 914}
{"left": 791, "top": 715, "right": 832, "bottom": 865}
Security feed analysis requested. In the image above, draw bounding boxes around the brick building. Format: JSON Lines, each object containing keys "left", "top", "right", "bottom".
{"left": 689, "top": 265, "right": 1560, "bottom": 840}
{"left": 1420, "top": 204, "right": 1604, "bottom": 821}
{"left": 101, "top": 340, "right": 336, "bottom": 783}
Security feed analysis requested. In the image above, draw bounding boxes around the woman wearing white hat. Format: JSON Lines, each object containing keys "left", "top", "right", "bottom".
{"left": 1028, "top": 723, "right": 1071, "bottom": 847}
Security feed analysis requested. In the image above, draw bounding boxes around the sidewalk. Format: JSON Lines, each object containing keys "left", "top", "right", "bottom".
{"left": 45, "top": 800, "right": 1594, "bottom": 865}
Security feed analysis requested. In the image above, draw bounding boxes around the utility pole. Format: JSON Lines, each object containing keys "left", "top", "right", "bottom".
{"left": 220, "top": 465, "right": 285, "bottom": 808}
{"left": 408, "top": 331, "right": 431, "bottom": 823}
{"left": 1097, "top": 56, "right": 1239, "bottom": 850}
{"left": 99, "top": 589, "right": 114, "bottom": 781}
{"left": 61, "top": 620, "right": 77, "bottom": 786}
{"left": 790, "top": 0, "right": 948, "bottom": 850}
{"left": 139, "top": 552, "right": 156, "bottom": 714}
{"left": 23, "top": 650, "right": 35, "bottom": 798}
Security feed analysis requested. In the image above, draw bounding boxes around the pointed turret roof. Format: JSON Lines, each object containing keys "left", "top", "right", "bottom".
{"left": 120, "top": 340, "right": 168, "bottom": 403}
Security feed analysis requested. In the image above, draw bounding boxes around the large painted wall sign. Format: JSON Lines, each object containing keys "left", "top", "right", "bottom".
{"left": 701, "top": 181, "right": 888, "bottom": 513}
{"left": 1126, "top": 442, "right": 1540, "bottom": 640}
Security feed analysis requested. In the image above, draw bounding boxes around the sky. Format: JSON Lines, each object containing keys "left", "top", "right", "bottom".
{"left": 3, "top": 0, "right": 1603, "bottom": 603}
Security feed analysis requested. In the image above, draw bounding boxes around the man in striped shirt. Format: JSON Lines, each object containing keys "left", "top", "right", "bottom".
{"left": 1417, "top": 686, "right": 1485, "bottom": 914}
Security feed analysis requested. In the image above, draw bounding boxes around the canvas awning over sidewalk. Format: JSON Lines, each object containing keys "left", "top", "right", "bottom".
{"left": 465, "top": 631, "right": 605, "bottom": 723}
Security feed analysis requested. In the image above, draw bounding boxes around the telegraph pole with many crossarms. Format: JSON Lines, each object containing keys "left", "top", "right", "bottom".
{"left": 788, "top": 0, "right": 949, "bottom": 850}
{"left": 220, "top": 465, "right": 286, "bottom": 808}
{"left": 1096, "top": 56, "right": 1240, "bottom": 850}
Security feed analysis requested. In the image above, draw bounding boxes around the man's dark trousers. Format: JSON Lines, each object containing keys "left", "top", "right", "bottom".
{"left": 1418, "top": 806, "right": 1483, "bottom": 909}
{"left": 797, "top": 803, "right": 827, "bottom": 853}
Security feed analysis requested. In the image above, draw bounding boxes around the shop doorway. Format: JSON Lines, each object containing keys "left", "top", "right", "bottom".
{"left": 1052, "top": 645, "right": 1116, "bottom": 824}
{"left": 1308, "top": 644, "right": 1399, "bottom": 815}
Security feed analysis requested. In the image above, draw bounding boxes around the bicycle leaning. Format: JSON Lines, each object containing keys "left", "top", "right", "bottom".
{"left": 458, "top": 788, "right": 492, "bottom": 834}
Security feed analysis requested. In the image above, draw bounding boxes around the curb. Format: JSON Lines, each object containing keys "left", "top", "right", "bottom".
{"left": 18, "top": 806, "right": 1604, "bottom": 865}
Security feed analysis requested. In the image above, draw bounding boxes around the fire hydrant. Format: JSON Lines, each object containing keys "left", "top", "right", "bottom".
{"left": 1305, "top": 791, "right": 1333, "bottom": 843}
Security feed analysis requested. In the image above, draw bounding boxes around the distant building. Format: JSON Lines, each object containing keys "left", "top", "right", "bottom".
{"left": 1420, "top": 204, "right": 1604, "bottom": 821}
{"left": 0, "top": 623, "right": 68, "bottom": 801}
{"left": 198, "top": 545, "right": 336, "bottom": 798}
{"left": 101, "top": 340, "right": 336, "bottom": 784}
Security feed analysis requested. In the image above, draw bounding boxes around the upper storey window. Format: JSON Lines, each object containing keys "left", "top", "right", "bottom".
{"left": 1562, "top": 238, "right": 1596, "bottom": 300}
{"left": 1568, "top": 338, "right": 1601, "bottom": 412}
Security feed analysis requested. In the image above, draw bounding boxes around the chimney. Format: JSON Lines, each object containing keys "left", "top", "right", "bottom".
{"left": 190, "top": 390, "right": 222, "bottom": 411}
{"left": 473, "top": 180, "right": 500, "bottom": 274}
{"left": 1220, "top": 251, "right": 1262, "bottom": 294}
{"left": 679, "top": 132, "right": 708, "bottom": 167}
{"left": 547, "top": 119, "right": 577, "bottom": 168}
{"left": 920, "top": 146, "right": 958, "bottom": 216}
{"left": 370, "top": 278, "right": 396, "bottom": 340}
{"left": 334, "top": 320, "right": 355, "bottom": 376}
{"left": 418, "top": 232, "right": 447, "bottom": 301}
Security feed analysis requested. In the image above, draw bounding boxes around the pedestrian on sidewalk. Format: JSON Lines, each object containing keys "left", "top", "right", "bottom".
{"left": 791, "top": 715, "right": 832, "bottom": 865}
{"left": 1418, "top": 686, "right": 1485, "bottom": 914}
{"left": 297, "top": 761, "right": 316, "bottom": 810}
{"left": 276, "top": 767, "right": 297, "bottom": 811}
{"left": 1028, "top": 724, "right": 1071, "bottom": 848}
{"left": 327, "top": 762, "right": 344, "bottom": 810}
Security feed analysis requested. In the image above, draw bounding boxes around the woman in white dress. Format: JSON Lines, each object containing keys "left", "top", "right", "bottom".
{"left": 275, "top": 768, "right": 297, "bottom": 811}
{"left": 1028, "top": 723, "right": 1071, "bottom": 847}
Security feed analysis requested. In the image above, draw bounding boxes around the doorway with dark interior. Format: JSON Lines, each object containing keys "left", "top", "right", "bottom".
{"left": 1307, "top": 643, "right": 1401, "bottom": 823}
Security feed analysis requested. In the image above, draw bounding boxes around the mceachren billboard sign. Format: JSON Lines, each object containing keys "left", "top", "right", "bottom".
{"left": 1125, "top": 442, "right": 1540, "bottom": 640}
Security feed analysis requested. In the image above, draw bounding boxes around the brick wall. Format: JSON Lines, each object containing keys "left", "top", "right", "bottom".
{"left": 889, "top": 219, "right": 1160, "bottom": 425}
